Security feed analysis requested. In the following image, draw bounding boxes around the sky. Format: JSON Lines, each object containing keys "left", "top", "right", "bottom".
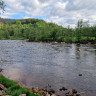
{"left": 1, "top": 0, "right": 96, "bottom": 28}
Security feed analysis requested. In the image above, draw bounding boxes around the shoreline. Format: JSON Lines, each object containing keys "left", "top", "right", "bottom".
{"left": 0, "top": 69, "right": 42, "bottom": 96}
{"left": 0, "top": 68, "right": 82, "bottom": 96}
{"left": 0, "top": 39, "right": 96, "bottom": 45}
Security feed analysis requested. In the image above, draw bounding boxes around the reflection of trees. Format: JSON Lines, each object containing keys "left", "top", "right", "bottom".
{"left": 75, "top": 44, "right": 81, "bottom": 60}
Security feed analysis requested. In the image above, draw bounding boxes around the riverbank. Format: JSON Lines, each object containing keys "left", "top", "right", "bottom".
{"left": 1, "top": 38, "right": 96, "bottom": 45}
{"left": 0, "top": 68, "right": 82, "bottom": 96}
{"left": 0, "top": 68, "right": 57, "bottom": 96}
{"left": 27, "top": 39, "right": 96, "bottom": 45}
{"left": 0, "top": 72, "right": 56, "bottom": 96}
{"left": 0, "top": 69, "right": 42, "bottom": 96}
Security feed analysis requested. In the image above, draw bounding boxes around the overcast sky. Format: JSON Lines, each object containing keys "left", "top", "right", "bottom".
{"left": 1, "top": 0, "right": 96, "bottom": 27}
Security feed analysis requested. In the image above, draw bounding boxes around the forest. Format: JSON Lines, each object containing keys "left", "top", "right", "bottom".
{"left": 0, "top": 18, "right": 96, "bottom": 44}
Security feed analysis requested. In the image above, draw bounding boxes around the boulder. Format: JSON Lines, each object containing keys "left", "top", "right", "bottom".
{"left": 0, "top": 90, "right": 3, "bottom": 96}
{"left": 47, "top": 89, "right": 55, "bottom": 94}
{"left": 72, "top": 89, "right": 77, "bottom": 94}
{"left": 59, "top": 87, "right": 67, "bottom": 91}
{"left": 79, "top": 74, "right": 82, "bottom": 76}
{"left": 66, "top": 94, "right": 74, "bottom": 96}
{"left": 61, "top": 42, "right": 65, "bottom": 44}
{"left": 0, "top": 84, "right": 7, "bottom": 91}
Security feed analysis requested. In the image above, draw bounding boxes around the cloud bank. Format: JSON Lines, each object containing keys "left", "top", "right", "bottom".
{"left": 1, "top": 0, "right": 96, "bottom": 27}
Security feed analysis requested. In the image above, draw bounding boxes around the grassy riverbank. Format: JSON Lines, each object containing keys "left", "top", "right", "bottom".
{"left": 0, "top": 75, "right": 41, "bottom": 96}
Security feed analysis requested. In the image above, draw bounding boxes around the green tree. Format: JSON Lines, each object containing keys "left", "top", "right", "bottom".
{"left": 0, "top": 0, "right": 5, "bottom": 13}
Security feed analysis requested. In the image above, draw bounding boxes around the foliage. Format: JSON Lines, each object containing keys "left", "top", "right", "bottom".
{"left": 0, "top": 18, "right": 16, "bottom": 24}
{"left": 0, "top": 0, "right": 5, "bottom": 13}
{"left": 0, "top": 18, "right": 96, "bottom": 43}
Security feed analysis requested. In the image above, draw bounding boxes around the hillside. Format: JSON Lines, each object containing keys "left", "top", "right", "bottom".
{"left": 0, "top": 18, "right": 16, "bottom": 24}
{"left": 0, "top": 18, "right": 96, "bottom": 43}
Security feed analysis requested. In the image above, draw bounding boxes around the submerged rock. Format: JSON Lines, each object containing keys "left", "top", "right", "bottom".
{"left": 47, "top": 84, "right": 51, "bottom": 88}
{"left": 72, "top": 89, "right": 77, "bottom": 94}
{"left": 47, "top": 89, "right": 55, "bottom": 95}
{"left": 61, "top": 42, "right": 65, "bottom": 44}
{"left": 66, "top": 94, "right": 74, "bottom": 96}
{"left": 59, "top": 87, "right": 67, "bottom": 91}
{"left": 77, "top": 48, "right": 80, "bottom": 52}
{"left": 0, "top": 68, "right": 3, "bottom": 72}
{"left": 76, "top": 94, "right": 80, "bottom": 96}
{"left": 52, "top": 42, "right": 58, "bottom": 44}
{"left": 79, "top": 74, "right": 82, "bottom": 76}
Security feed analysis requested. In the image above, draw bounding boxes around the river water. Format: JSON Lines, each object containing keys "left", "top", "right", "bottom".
{"left": 0, "top": 40, "right": 96, "bottom": 96}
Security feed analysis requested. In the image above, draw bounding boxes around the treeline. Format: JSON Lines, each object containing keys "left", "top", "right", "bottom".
{"left": 0, "top": 18, "right": 96, "bottom": 43}
{"left": 0, "top": 18, "right": 45, "bottom": 24}
{"left": 0, "top": 18, "right": 16, "bottom": 24}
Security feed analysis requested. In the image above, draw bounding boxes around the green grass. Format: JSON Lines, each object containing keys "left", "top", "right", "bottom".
{"left": 9, "top": 36, "right": 25, "bottom": 40}
{"left": 0, "top": 75, "right": 42, "bottom": 96}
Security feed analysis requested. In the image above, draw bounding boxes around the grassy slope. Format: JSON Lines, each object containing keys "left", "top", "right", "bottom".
{"left": 0, "top": 75, "right": 41, "bottom": 96}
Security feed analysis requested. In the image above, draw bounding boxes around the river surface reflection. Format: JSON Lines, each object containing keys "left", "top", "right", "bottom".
{"left": 0, "top": 40, "right": 96, "bottom": 96}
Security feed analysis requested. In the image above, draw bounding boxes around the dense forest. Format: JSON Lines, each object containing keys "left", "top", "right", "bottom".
{"left": 0, "top": 18, "right": 96, "bottom": 43}
{"left": 0, "top": 18, "right": 16, "bottom": 24}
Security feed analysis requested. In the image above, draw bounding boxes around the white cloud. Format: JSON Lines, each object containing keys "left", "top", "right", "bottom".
{"left": 66, "top": 0, "right": 96, "bottom": 11}
{"left": 1, "top": 0, "right": 96, "bottom": 27}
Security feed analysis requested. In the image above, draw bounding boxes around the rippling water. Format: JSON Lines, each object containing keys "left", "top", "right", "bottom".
{"left": 0, "top": 40, "right": 96, "bottom": 96}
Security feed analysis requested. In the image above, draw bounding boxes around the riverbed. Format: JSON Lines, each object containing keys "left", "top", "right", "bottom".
{"left": 0, "top": 40, "right": 96, "bottom": 96}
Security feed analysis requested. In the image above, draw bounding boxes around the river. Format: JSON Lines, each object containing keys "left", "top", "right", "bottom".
{"left": 0, "top": 40, "right": 96, "bottom": 96}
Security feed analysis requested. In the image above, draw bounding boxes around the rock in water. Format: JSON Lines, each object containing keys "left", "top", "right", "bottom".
{"left": 66, "top": 95, "right": 74, "bottom": 96}
{"left": 0, "top": 68, "right": 3, "bottom": 72}
{"left": 48, "top": 89, "right": 55, "bottom": 95}
{"left": 76, "top": 94, "right": 80, "bottom": 96}
{"left": 59, "top": 87, "right": 67, "bottom": 91}
{"left": 72, "top": 89, "right": 77, "bottom": 94}
{"left": 79, "top": 74, "right": 82, "bottom": 76}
